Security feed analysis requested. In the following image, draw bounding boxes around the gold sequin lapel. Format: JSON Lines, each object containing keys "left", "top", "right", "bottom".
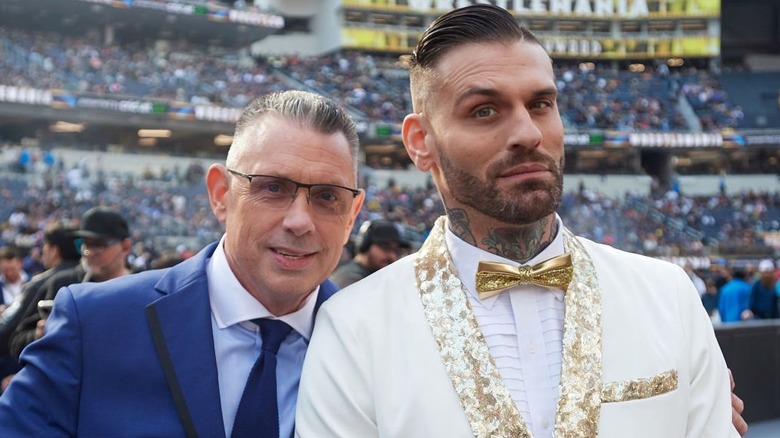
{"left": 414, "top": 217, "right": 603, "bottom": 438}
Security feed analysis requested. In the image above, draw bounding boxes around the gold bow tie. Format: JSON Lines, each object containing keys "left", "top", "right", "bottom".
{"left": 475, "top": 253, "right": 573, "bottom": 299}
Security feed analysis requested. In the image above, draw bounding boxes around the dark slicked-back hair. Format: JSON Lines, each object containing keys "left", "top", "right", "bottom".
{"left": 228, "top": 90, "right": 360, "bottom": 174}
{"left": 404, "top": 4, "right": 544, "bottom": 111}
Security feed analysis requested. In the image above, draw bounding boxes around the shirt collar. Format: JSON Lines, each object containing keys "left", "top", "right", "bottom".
{"left": 206, "top": 235, "right": 319, "bottom": 340}
{"left": 444, "top": 215, "right": 566, "bottom": 307}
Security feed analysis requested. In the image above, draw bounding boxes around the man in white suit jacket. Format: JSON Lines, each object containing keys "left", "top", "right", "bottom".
{"left": 296, "top": 4, "right": 739, "bottom": 437}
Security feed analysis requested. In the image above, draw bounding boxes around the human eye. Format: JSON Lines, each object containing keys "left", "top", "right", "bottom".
{"left": 311, "top": 186, "right": 351, "bottom": 215}
{"left": 311, "top": 186, "right": 342, "bottom": 204}
{"left": 530, "top": 98, "right": 555, "bottom": 111}
{"left": 474, "top": 106, "right": 497, "bottom": 118}
{"left": 253, "top": 177, "right": 290, "bottom": 197}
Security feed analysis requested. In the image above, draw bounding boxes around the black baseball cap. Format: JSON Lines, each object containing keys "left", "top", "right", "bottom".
{"left": 73, "top": 207, "right": 130, "bottom": 240}
{"left": 368, "top": 220, "right": 411, "bottom": 249}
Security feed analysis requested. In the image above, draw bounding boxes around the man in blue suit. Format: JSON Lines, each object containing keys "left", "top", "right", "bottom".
{"left": 0, "top": 90, "right": 365, "bottom": 437}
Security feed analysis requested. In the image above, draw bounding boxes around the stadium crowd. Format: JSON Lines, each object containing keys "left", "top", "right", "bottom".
{"left": 1, "top": 147, "right": 779, "bottom": 270}
{"left": 4, "top": 155, "right": 777, "bottom": 335}
{"left": 0, "top": 25, "right": 748, "bottom": 130}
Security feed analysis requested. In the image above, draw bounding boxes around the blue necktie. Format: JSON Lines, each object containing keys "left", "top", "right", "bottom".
{"left": 232, "top": 319, "right": 292, "bottom": 438}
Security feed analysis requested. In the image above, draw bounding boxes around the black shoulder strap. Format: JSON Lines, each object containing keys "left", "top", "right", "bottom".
{"left": 145, "top": 303, "right": 199, "bottom": 438}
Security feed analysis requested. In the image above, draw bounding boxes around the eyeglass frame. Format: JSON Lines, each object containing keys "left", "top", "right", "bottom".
{"left": 226, "top": 168, "right": 362, "bottom": 216}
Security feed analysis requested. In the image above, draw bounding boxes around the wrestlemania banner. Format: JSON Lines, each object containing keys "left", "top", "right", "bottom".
{"left": 341, "top": 29, "right": 719, "bottom": 58}
{"left": 341, "top": 0, "right": 720, "bottom": 17}
{"left": 341, "top": 0, "right": 721, "bottom": 58}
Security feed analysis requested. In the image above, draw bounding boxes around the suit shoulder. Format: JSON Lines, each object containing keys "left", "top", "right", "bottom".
{"left": 65, "top": 268, "right": 170, "bottom": 305}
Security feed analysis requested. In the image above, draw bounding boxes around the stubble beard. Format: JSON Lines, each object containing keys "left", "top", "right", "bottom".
{"left": 439, "top": 147, "right": 564, "bottom": 226}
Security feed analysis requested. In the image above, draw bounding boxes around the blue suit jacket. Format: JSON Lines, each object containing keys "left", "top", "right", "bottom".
{"left": 0, "top": 242, "right": 338, "bottom": 437}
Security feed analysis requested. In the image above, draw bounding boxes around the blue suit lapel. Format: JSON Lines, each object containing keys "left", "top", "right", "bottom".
{"left": 314, "top": 279, "right": 338, "bottom": 318}
{"left": 145, "top": 244, "right": 340, "bottom": 438}
{"left": 146, "top": 243, "right": 225, "bottom": 438}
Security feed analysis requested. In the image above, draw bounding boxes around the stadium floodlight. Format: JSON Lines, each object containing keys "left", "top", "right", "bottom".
{"left": 138, "top": 129, "right": 172, "bottom": 138}
{"left": 50, "top": 121, "right": 85, "bottom": 133}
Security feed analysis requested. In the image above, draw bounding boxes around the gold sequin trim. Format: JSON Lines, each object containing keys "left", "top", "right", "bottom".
{"left": 601, "top": 369, "right": 678, "bottom": 403}
{"left": 413, "top": 218, "right": 604, "bottom": 438}
{"left": 415, "top": 217, "right": 530, "bottom": 438}
{"left": 554, "top": 228, "right": 603, "bottom": 438}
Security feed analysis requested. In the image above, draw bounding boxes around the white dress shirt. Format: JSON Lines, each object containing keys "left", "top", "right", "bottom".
{"left": 1, "top": 271, "right": 27, "bottom": 305}
{"left": 445, "top": 216, "right": 566, "bottom": 438}
{"left": 207, "top": 236, "right": 318, "bottom": 438}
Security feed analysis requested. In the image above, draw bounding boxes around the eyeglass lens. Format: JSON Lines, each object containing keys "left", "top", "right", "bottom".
{"left": 248, "top": 175, "right": 355, "bottom": 216}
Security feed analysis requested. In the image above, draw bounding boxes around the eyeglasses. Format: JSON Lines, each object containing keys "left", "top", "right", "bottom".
{"left": 75, "top": 238, "right": 121, "bottom": 256}
{"left": 227, "top": 169, "right": 361, "bottom": 217}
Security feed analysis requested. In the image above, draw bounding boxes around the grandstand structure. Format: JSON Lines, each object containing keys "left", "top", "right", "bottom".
{"left": 0, "top": 0, "right": 779, "bottom": 260}
{"left": 0, "top": 1, "right": 776, "bottom": 179}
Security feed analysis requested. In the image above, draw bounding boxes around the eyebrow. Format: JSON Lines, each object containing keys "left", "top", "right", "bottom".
{"left": 454, "top": 86, "right": 558, "bottom": 108}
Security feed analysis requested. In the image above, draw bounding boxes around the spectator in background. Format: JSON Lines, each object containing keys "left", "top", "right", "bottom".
{"left": 0, "top": 246, "right": 28, "bottom": 312}
{"left": 0, "top": 90, "right": 364, "bottom": 437}
{"left": 719, "top": 267, "right": 752, "bottom": 323}
{"left": 0, "top": 223, "right": 79, "bottom": 391}
{"left": 701, "top": 278, "right": 721, "bottom": 323}
{"left": 330, "top": 219, "right": 410, "bottom": 288}
{"left": 7, "top": 207, "right": 133, "bottom": 360}
{"left": 684, "top": 262, "right": 706, "bottom": 297}
{"left": 745, "top": 259, "right": 779, "bottom": 320}
{"left": 0, "top": 246, "right": 28, "bottom": 390}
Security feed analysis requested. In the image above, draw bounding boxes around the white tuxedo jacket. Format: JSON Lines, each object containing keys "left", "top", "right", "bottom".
{"left": 297, "top": 234, "right": 738, "bottom": 438}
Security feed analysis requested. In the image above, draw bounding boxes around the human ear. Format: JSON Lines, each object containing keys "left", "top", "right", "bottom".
{"left": 402, "top": 113, "right": 435, "bottom": 172}
{"left": 205, "top": 164, "right": 230, "bottom": 224}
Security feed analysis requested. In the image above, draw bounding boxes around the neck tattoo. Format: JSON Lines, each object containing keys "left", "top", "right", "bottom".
{"left": 447, "top": 208, "right": 557, "bottom": 264}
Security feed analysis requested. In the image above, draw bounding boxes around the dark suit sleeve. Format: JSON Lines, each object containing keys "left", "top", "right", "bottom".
{"left": 7, "top": 284, "right": 48, "bottom": 359}
{"left": 0, "top": 286, "right": 83, "bottom": 436}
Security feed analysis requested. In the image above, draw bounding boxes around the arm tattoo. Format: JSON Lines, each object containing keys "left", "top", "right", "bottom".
{"left": 445, "top": 208, "right": 477, "bottom": 246}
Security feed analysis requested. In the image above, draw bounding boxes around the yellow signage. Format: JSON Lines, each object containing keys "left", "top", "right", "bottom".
{"left": 342, "top": 28, "right": 719, "bottom": 58}
{"left": 342, "top": 0, "right": 720, "bottom": 17}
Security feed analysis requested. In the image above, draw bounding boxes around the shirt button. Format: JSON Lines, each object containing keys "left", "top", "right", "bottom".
{"left": 542, "top": 419, "right": 551, "bottom": 429}
{"left": 527, "top": 344, "right": 537, "bottom": 354}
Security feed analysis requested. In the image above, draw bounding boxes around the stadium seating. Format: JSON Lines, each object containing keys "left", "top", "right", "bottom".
{"left": 0, "top": 25, "right": 752, "bottom": 130}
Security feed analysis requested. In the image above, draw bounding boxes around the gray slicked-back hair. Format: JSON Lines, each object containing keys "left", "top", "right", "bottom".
{"left": 228, "top": 90, "right": 360, "bottom": 173}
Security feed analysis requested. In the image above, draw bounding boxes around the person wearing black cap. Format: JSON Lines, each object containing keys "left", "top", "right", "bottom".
{"left": 330, "top": 220, "right": 411, "bottom": 288}
{"left": 5, "top": 207, "right": 133, "bottom": 365}
{"left": 69, "top": 206, "right": 132, "bottom": 283}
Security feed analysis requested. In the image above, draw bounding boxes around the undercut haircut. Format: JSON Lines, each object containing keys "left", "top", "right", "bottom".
{"left": 403, "top": 4, "right": 544, "bottom": 112}
{"left": 228, "top": 90, "right": 360, "bottom": 174}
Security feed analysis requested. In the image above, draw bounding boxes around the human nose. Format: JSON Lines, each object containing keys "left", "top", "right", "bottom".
{"left": 508, "top": 107, "right": 543, "bottom": 150}
{"left": 282, "top": 190, "right": 316, "bottom": 236}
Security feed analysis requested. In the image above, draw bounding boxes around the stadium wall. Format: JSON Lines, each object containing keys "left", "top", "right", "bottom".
{"left": 251, "top": 0, "right": 342, "bottom": 56}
